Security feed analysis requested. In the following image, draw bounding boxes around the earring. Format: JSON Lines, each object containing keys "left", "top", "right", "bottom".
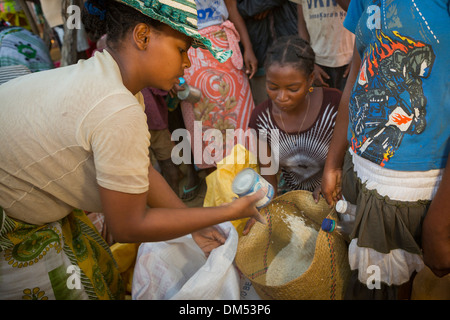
{"left": 309, "top": 87, "right": 314, "bottom": 93}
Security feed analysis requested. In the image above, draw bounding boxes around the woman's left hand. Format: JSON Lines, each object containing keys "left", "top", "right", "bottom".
{"left": 192, "top": 226, "right": 227, "bottom": 257}
{"left": 169, "top": 83, "right": 184, "bottom": 98}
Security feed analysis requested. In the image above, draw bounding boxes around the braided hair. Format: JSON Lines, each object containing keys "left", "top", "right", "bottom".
{"left": 264, "top": 36, "right": 315, "bottom": 76}
{"left": 82, "top": 0, "right": 164, "bottom": 49}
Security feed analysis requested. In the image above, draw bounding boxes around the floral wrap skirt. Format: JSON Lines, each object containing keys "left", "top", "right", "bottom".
{"left": 0, "top": 208, "right": 124, "bottom": 300}
{"left": 181, "top": 20, "right": 255, "bottom": 169}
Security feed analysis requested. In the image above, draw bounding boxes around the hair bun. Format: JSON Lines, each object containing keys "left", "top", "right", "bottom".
{"left": 82, "top": 0, "right": 108, "bottom": 41}
{"left": 84, "top": 0, "right": 107, "bottom": 21}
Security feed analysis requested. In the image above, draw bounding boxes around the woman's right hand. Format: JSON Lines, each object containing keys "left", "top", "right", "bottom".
{"left": 313, "top": 64, "right": 330, "bottom": 87}
{"left": 243, "top": 49, "right": 258, "bottom": 79}
{"left": 237, "top": 188, "right": 269, "bottom": 236}
{"left": 228, "top": 188, "right": 267, "bottom": 224}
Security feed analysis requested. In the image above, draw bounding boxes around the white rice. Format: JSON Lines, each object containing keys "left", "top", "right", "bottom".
{"left": 265, "top": 211, "right": 318, "bottom": 286}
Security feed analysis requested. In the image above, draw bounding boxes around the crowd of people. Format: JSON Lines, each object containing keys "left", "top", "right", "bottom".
{"left": 0, "top": 0, "right": 448, "bottom": 300}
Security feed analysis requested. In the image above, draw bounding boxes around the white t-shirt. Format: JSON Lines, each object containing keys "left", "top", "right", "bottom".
{"left": 195, "top": 0, "right": 229, "bottom": 30}
{"left": 0, "top": 50, "right": 150, "bottom": 225}
{"left": 298, "top": 0, "right": 354, "bottom": 67}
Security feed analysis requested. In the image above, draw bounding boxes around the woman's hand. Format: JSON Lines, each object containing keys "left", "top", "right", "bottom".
{"left": 228, "top": 188, "right": 267, "bottom": 222}
{"left": 169, "top": 83, "right": 184, "bottom": 98}
{"left": 242, "top": 217, "right": 256, "bottom": 236}
{"left": 232, "top": 190, "right": 270, "bottom": 237}
{"left": 192, "top": 226, "right": 227, "bottom": 257}
{"left": 243, "top": 49, "right": 258, "bottom": 79}
{"left": 321, "top": 166, "right": 343, "bottom": 207}
{"left": 192, "top": 189, "right": 266, "bottom": 255}
{"left": 312, "top": 185, "right": 322, "bottom": 203}
{"left": 313, "top": 64, "right": 330, "bottom": 87}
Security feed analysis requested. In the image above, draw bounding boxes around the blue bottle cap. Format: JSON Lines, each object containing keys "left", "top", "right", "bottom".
{"left": 321, "top": 218, "right": 336, "bottom": 232}
{"left": 178, "top": 77, "right": 185, "bottom": 85}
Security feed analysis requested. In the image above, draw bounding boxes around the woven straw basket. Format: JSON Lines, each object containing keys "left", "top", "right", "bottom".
{"left": 235, "top": 190, "right": 351, "bottom": 300}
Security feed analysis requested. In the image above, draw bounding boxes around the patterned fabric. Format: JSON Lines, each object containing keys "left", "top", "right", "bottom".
{"left": 0, "top": 26, "right": 54, "bottom": 72}
{"left": 0, "top": 64, "right": 31, "bottom": 85}
{"left": 181, "top": 21, "right": 255, "bottom": 169}
{"left": 195, "top": 0, "right": 228, "bottom": 29}
{"left": 0, "top": 0, "right": 32, "bottom": 31}
{"left": 116, "top": 0, "right": 232, "bottom": 62}
{"left": 344, "top": 0, "right": 450, "bottom": 171}
{"left": 249, "top": 88, "right": 341, "bottom": 192}
{"left": 340, "top": 0, "right": 449, "bottom": 298}
{"left": 0, "top": 208, "right": 124, "bottom": 300}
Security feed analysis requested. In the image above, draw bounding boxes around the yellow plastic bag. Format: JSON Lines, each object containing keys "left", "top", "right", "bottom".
{"left": 110, "top": 242, "right": 140, "bottom": 299}
{"left": 203, "top": 144, "right": 259, "bottom": 234}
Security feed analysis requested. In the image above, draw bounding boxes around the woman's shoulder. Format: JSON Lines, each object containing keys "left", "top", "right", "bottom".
{"left": 249, "top": 98, "right": 272, "bottom": 128}
{"left": 312, "top": 87, "right": 340, "bottom": 125}
{"left": 254, "top": 98, "right": 272, "bottom": 112}
{"left": 251, "top": 99, "right": 272, "bottom": 119}
{"left": 322, "top": 87, "right": 342, "bottom": 98}
{"left": 321, "top": 87, "right": 342, "bottom": 107}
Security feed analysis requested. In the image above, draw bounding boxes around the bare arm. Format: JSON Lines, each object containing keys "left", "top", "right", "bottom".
{"left": 336, "top": 0, "right": 350, "bottom": 11}
{"left": 422, "top": 154, "right": 450, "bottom": 277}
{"left": 321, "top": 44, "right": 360, "bottom": 206}
{"left": 296, "top": 4, "right": 310, "bottom": 42}
{"left": 145, "top": 163, "right": 185, "bottom": 209}
{"left": 99, "top": 164, "right": 264, "bottom": 243}
{"left": 225, "top": 0, "right": 258, "bottom": 78}
{"left": 297, "top": 4, "right": 330, "bottom": 87}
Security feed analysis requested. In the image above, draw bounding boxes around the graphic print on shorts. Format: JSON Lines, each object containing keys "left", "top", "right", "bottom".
{"left": 350, "top": 29, "right": 435, "bottom": 166}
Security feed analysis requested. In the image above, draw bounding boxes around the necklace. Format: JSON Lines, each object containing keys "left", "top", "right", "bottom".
{"left": 278, "top": 93, "right": 311, "bottom": 135}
